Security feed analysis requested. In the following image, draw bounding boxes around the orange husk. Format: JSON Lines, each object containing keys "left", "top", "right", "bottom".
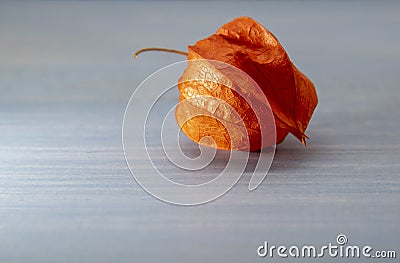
{"left": 175, "top": 16, "right": 318, "bottom": 151}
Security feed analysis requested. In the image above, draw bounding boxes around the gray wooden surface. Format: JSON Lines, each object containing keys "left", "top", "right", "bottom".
{"left": 1, "top": 1, "right": 399, "bottom": 262}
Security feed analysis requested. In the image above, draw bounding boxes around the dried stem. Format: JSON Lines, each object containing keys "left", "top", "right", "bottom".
{"left": 133, "top": 48, "right": 188, "bottom": 59}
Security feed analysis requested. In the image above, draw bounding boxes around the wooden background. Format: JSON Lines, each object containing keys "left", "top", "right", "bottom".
{"left": 1, "top": 1, "right": 399, "bottom": 262}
